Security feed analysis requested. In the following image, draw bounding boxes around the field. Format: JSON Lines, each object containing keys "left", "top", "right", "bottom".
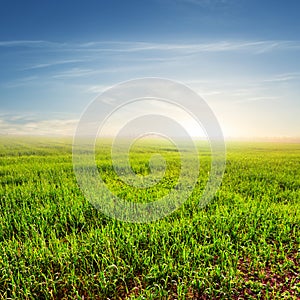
{"left": 0, "top": 137, "right": 299, "bottom": 299}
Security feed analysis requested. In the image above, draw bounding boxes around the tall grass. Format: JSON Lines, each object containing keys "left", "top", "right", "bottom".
{"left": 0, "top": 137, "right": 299, "bottom": 299}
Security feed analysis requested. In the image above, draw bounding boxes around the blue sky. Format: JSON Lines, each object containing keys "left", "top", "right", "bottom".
{"left": 0, "top": 0, "right": 299, "bottom": 137}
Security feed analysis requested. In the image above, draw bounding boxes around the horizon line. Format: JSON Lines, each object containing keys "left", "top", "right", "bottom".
{"left": 1, "top": 133, "right": 300, "bottom": 143}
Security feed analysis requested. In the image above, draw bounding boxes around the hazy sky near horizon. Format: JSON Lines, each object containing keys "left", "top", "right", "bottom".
{"left": 0, "top": 0, "right": 299, "bottom": 138}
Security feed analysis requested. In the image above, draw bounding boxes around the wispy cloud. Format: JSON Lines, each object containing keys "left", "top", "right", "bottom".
{"left": 183, "top": 77, "right": 289, "bottom": 105}
{"left": 0, "top": 113, "right": 78, "bottom": 135}
{"left": 23, "top": 59, "right": 87, "bottom": 70}
{"left": 263, "top": 72, "right": 300, "bottom": 83}
{"left": 51, "top": 65, "right": 156, "bottom": 79}
{"left": 1, "top": 39, "right": 300, "bottom": 54}
{"left": 234, "top": 96, "right": 279, "bottom": 104}
{"left": 87, "top": 85, "right": 111, "bottom": 94}
{"left": 52, "top": 68, "right": 97, "bottom": 79}
{"left": 76, "top": 40, "right": 300, "bottom": 54}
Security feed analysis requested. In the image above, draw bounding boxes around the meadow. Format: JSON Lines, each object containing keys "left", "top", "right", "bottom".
{"left": 0, "top": 136, "right": 299, "bottom": 299}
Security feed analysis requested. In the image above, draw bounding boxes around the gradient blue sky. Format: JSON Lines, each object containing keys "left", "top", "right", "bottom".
{"left": 0, "top": 0, "right": 299, "bottom": 137}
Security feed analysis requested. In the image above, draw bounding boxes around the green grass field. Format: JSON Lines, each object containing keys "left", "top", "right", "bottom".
{"left": 0, "top": 137, "right": 299, "bottom": 299}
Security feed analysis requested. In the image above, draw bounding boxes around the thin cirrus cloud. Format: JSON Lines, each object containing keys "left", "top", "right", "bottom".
{"left": 234, "top": 96, "right": 279, "bottom": 104}
{"left": 262, "top": 72, "right": 300, "bottom": 83}
{"left": 71, "top": 40, "right": 300, "bottom": 54}
{"left": 51, "top": 66, "right": 155, "bottom": 79}
{"left": 4, "top": 39, "right": 298, "bottom": 84}
{"left": 1, "top": 39, "right": 300, "bottom": 54}
{"left": 51, "top": 68, "right": 99, "bottom": 79}
{"left": 0, "top": 38, "right": 299, "bottom": 138}
{"left": 23, "top": 59, "right": 87, "bottom": 70}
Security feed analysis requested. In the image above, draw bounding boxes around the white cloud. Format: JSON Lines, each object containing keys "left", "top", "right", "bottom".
{"left": 76, "top": 40, "right": 300, "bottom": 54}
{"left": 234, "top": 96, "right": 279, "bottom": 104}
{"left": 262, "top": 72, "right": 300, "bottom": 83}
{"left": 1, "top": 39, "right": 300, "bottom": 55}
{"left": 51, "top": 65, "right": 156, "bottom": 79}
{"left": 23, "top": 59, "right": 87, "bottom": 70}
{"left": 87, "top": 85, "right": 111, "bottom": 94}
{"left": 52, "top": 68, "right": 97, "bottom": 79}
{"left": 0, "top": 113, "right": 78, "bottom": 136}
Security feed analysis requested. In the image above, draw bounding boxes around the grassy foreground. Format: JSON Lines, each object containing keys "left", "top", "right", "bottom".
{"left": 0, "top": 137, "right": 299, "bottom": 299}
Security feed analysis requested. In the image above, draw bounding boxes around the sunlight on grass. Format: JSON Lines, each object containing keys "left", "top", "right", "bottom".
{"left": 0, "top": 137, "right": 299, "bottom": 298}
